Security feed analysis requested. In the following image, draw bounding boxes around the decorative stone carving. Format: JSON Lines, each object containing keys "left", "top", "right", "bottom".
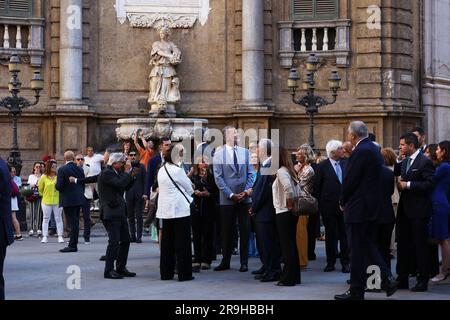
{"left": 115, "top": 0, "right": 210, "bottom": 28}
{"left": 148, "top": 23, "right": 182, "bottom": 118}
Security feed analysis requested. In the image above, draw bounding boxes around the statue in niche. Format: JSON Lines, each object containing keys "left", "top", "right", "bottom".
{"left": 148, "top": 23, "right": 182, "bottom": 117}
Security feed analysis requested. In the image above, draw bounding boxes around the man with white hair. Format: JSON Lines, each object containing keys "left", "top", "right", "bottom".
{"left": 313, "top": 140, "right": 349, "bottom": 274}
{"left": 335, "top": 121, "right": 397, "bottom": 300}
{"left": 98, "top": 153, "right": 135, "bottom": 279}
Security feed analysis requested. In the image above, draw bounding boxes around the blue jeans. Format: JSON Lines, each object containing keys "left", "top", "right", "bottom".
{"left": 248, "top": 232, "right": 259, "bottom": 257}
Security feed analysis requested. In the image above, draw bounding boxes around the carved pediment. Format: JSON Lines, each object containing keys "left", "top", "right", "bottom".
{"left": 114, "top": 0, "right": 210, "bottom": 28}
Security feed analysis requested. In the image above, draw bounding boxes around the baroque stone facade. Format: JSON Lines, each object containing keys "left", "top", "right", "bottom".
{"left": 0, "top": 0, "right": 449, "bottom": 177}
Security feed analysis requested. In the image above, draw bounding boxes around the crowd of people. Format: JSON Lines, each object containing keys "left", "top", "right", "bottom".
{"left": 0, "top": 122, "right": 449, "bottom": 300}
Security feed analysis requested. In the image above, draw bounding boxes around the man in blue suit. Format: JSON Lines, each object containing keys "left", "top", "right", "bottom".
{"left": 249, "top": 139, "right": 280, "bottom": 281}
{"left": 0, "top": 156, "right": 13, "bottom": 300}
{"left": 335, "top": 121, "right": 397, "bottom": 300}
{"left": 213, "top": 126, "right": 254, "bottom": 272}
{"left": 56, "top": 151, "right": 86, "bottom": 253}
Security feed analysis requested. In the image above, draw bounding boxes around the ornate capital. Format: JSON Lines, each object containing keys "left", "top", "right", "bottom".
{"left": 127, "top": 13, "right": 197, "bottom": 29}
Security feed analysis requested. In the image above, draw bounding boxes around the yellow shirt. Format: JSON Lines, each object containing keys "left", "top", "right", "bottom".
{"left": 38, "top": 175, "right": 59, "bottom": 206}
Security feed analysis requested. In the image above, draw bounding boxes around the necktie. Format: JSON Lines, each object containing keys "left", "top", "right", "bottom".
{"left": 406, "top": 157, "right": 412, "bottom": 172}
{"left": 335, "top": 162, "right": 343, "bottom": 184}
{"left": 233, "top": 147, "right": 239, "bottom": 172}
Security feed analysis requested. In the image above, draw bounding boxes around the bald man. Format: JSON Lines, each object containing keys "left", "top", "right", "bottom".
{"left": 56, "top": 151, "right": 86, "bottom": 252}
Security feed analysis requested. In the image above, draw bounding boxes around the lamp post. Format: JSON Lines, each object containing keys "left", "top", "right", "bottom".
{"left": 287, "top": 54, "right": 341, "bottom": 149}
{"left": 0, "top": 54, "right": 44, "bottom": 175}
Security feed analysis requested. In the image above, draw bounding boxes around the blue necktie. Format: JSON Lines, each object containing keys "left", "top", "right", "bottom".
{"left": 233, "top": 147, "right": 239, "bottom": 172}
{"left": 335, "top": 162, "right": 342, "bottom": 184}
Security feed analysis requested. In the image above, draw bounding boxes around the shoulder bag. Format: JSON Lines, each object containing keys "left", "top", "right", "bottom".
{"left": 163, "top": 163, "right": 196, "bottom": 212}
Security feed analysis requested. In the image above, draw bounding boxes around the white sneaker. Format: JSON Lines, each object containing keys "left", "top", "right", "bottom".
{"left": 41, "top": 236, "right": 48, "bottom": 243}
{"left": 37, "top": 230, "right": 42, "bottom": 236}
{"left": 28, "top": 230, "right": 34, "bottom": 236}
{"left": 58, "top": 236, "right": 65, "bottom": 243}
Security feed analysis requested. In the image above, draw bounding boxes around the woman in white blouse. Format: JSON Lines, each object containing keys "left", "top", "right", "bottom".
{"left": 272, "top": 146, "right": 301, "bottom": 286}
{"left": 27, "top": 162, "right": 43, "bottom": 237}
{"left": 156, "top": 144, "right": 194, "bottom": 282}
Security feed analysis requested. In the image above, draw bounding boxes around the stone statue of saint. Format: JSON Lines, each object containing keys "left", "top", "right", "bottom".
{"left": 148, "top": 23, "right": 181, "bottom": 117}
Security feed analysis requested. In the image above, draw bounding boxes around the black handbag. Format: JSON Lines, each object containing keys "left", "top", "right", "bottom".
{"left": 163, "top": 163, "right": 195, "bottom": 212}
{"left": 291, "top": 180, "right": 318, "bottom": 216}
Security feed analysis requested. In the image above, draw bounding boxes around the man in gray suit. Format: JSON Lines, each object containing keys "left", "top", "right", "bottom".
{"left": 213, "top": 126, "right": 254, "bottom": 272}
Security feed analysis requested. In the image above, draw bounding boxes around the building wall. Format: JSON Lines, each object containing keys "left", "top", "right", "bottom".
{"left": 0, "top": 0, "right": 444, "bottom": 178}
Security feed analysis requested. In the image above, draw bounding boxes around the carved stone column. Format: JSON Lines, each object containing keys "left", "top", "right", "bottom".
{"left": 57, "top": 0, "right": 87, "bottom": 110}
{"left": 239, "top": 0, "right": 266, "bottom": 110}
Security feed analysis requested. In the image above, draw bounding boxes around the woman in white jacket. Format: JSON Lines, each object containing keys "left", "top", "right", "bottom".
{"left": 272, "top": 146, "right": 301, "bottom": 286}
{"left": 156, "top": 144, "right": 194, "bottom": 282}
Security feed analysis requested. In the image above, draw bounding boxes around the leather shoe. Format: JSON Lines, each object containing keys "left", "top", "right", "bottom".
{"left": 411, "top": 281, "right": 428, "bottom": 292}
{"left": 254, "top": 273, "right": 266, "bottom": 280}
{"left": 381, "top": 277, "right": 398, "bottom": 297}
{"left": 104, "top": 270, "right": 124, "bottom": 279}
{"left": 214, "top": 263, "right": 230, "bottom": 271}
{"left": 260, "top": 274, "right": 280, "bottom": 282}
{"left": 60, "top": 247, "right": 77, "bottom": 253}
{"left": 99, "top": 255, "right": 106, "bottom": 261}
{"left": 136, "top": 239, "right": 142, "bottom": 244}
{"left": 251, "top": 267, "right": 265, "bottom": 275}
{"left": 179, "top": 276, "right": 195, "bottom": 282}
{"left": 324, "top": 264, "right": 335, "bottom": 272}
{"left": 341, "top": 264, "right": 351, "bottom": 274}
{"left": 275, "top": 281, "right": 295, "bottom": 287}
{"left": 334, "top": 290, "right": 364, "bottom": 300}
{"left": 116, "top": 268, "right": 136, "bottom": 277}
{"left": 239, "top": 264, "right": 248, "bottom": 272}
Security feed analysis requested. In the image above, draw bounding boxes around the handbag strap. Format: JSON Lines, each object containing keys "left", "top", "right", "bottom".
{"left": 164, "top": 163, "right": 191, "bottom": 205}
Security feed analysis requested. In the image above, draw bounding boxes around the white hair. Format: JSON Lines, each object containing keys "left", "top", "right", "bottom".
{"left": 258, "top": 138, "right": 274, "bottom": 156}
{"left": 326, "top": 140, "right": 343, "bottom": 158}
{"left": 348, "top": 121, "right": 369, "bottom": 139}
{"left": 108, "top": 153, "right": 126, "bottom": 166}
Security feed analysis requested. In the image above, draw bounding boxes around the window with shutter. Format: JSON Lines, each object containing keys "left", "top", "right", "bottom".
{"left": 292, "top": 0, "right": 338, "bottom": 21}
{"left": 0, "top": 0, "right": 32, "bottom": 18}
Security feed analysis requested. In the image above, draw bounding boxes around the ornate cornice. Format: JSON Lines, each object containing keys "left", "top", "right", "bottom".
{"left": 126, "top": 13, "right": 197, "bottom": 29}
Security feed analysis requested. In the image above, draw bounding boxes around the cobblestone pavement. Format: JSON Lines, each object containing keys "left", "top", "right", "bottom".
{"left": 4, "top": 225, "right": 450, "bottom": 300}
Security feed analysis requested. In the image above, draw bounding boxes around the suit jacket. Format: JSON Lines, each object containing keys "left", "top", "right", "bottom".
{"left": 97, "top": 166, "right": 133, "bottom": 220}
{"left": 213, "top": 145, "right": 254, "bottom": 205}
{"left": 251, "top": 160, "right": 276, "bottom": 222}
{"left": 313, "top": 158, "right": 347, "bottom": 216}
{"left": 144, "top": 154, "right": 162, "bottom": 198}
{"left": 126, "top": 162, "right": 146, "bottom": 201}
{"left": 394, "top": 151, "right": 435, "bottom": 219}
{"left": 340, "top": 138, "right": 384, "bottom": 224}
{"left": 55, "top": 161, "right": 86, "bottom": 207}
{"left": 377, "top": 166, "right": 396, "bottom": 224}
{"left": 0, "top": 158, "right": 14, "bottom": 246}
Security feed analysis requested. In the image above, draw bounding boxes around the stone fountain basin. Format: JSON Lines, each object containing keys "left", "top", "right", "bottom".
{"left": 116, "top": 117, "right": 208, "bottom": 141}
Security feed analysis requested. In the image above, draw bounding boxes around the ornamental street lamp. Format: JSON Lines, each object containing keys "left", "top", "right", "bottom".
{"left": 0, "top": 54, "right": 44, "bottom": 175}
{"left": 287, "top": 53, "right": 341, "bottom": 149}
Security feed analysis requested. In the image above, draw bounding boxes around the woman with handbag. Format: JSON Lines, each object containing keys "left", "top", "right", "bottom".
{"left": 156, "top": 144, "right": 195, "bottom": 281}
{"left": 27, "top": 162, "right": 43, "bottom": 237}
{"left": 272, "top": 146, "right": 301, "bottom": 286}
{"left": 294, "top": 144, "right": 317, "bottom": 268}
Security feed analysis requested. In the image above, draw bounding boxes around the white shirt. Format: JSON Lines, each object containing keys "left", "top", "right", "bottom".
{"left": 405, "top": 149, "right": 421, "bottom": 189}
{"left": 27, "top": 174, "right": 41, "bottom": 188}
{"left": 262, "top": 156, "right": 272, "bottom": 167}
{"left": 85, "top": 154, "right": 104, "bottom": 176}
{"left": 225, "top": 144, "right": 238, "bottom": 165}
{"left": 329, "top": 158, "right": 341, "bottom": 176}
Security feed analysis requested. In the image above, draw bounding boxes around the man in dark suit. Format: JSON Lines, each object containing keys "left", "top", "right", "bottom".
{"left": 249, "top": 139, "right": 281, "bottom": 282}
{"left": 395, "top": 132, "right": 435, "bottom": 292}
{"left": 98, "top": 153, "right": 135, "bottom": 279}
{"left": 335, "top": 121, "right": 397, "bottom": 300}
{"left": 143, "top": 137, "right": 171, "bottom": 201}
{"left": 313, "top": 140, "right": 349, "bottom": 273}
{"left": 56, "top": 151, "right": 86, "bottom": 253}
{"left": 126, "top": 152, "right": 146, "bottom": 243}
{"left": 0, "top": 156, "right": 13, "bottom": 300}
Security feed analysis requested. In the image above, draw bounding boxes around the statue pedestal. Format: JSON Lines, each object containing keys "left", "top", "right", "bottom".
{"left": 149, "top": 103, "right": 177, "bottom": 118}
{"left": 116, "top": 117, "right": 208, "bottom": 142}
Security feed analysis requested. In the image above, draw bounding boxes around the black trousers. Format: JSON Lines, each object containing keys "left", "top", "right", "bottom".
{"left": 192, "top": 205, "right": 215, "bottom": 265}
{"left": 255, "top": 221, "right": 281, "bottom": 277}
{"left": 347, "top": 222, "right": 392, "bottom": 295}
{"left": 276, "top": 212, "right": 300, "bottom": 285}
{"left": 307, "top": 212, "right": 320, "bottom": 258}
{"left": 0, "top": 221, "right": 7, "bottom": 301}
{"left": 372, "top": 223, "right": 394, "bottom": 272}
{"left": 323, "top": 213, "right": 349, "bottom": 266}
{"left": 126, "top": 197, "right": 144, "bottom": 241}
{"left": 64, "top": 206, "right": 80, "bottom": 249}
{"left": 396, "top": 213, "right": 430, "bottom": 282}
{"left": 160, "top": 216, "right": 192, "bottom": 281}
{"left": 81, "top": 197, "right": 91, "bottom": 241}
{"left": 104, "top": 218, "right": 131, "bottom": 274}
{"left": 219, "top": 203, "right": 250, "bottom": 266}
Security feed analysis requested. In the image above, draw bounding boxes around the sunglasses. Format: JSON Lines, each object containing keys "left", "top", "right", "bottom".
{"left": 76, "top": 158, "right": 84, "bottom": 161}
{"left": 129, "top": 154, "right": 136, "bottom": 157}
